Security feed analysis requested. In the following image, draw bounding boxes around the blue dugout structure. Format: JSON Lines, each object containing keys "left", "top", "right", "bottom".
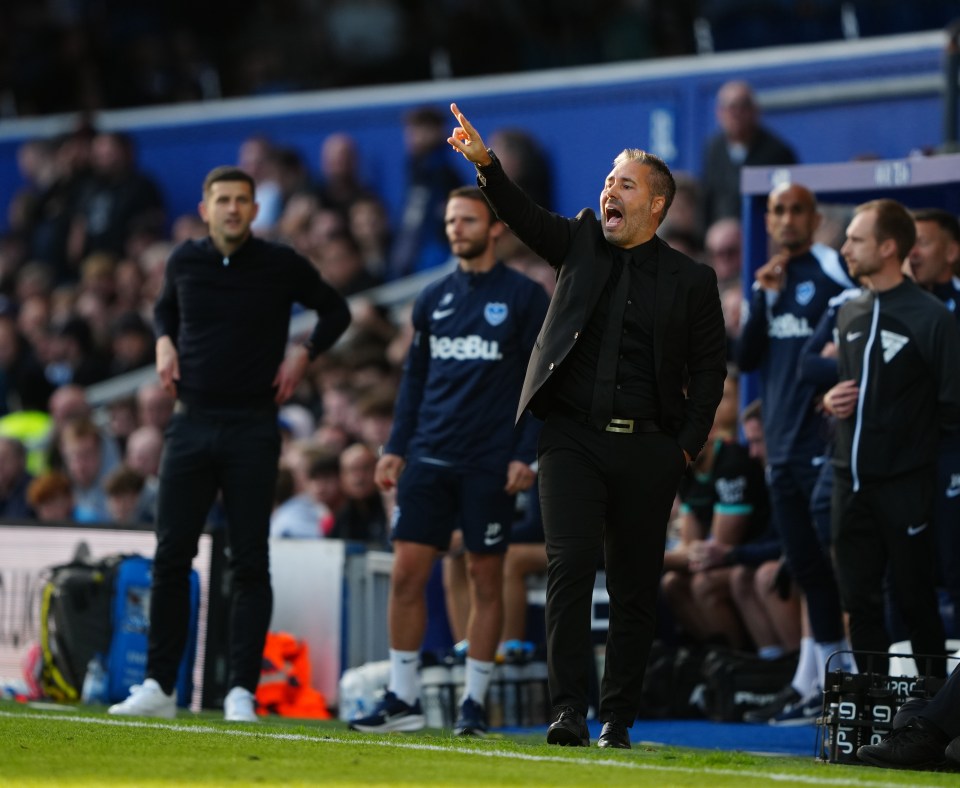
{"left": 0, "top": 30, "right": 954, "bottom": 236}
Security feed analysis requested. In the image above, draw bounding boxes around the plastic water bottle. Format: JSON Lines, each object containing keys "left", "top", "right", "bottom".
{"left": 81, "top": 654, "right": 108, "bottom": 704}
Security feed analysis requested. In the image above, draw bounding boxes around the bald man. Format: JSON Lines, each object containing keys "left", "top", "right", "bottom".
{"left": 738, "top": 182, "right": 856, "bottom": 725}
{"left": 701, "top": 80, "right": 797, "bottom": 225}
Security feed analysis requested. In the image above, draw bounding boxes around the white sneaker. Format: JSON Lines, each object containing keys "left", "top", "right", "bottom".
{"left": 224, "top": 686, "right": 259, "bottom": 722}
{"left": 107, "top": 679, "right": 176, "bottom": 719}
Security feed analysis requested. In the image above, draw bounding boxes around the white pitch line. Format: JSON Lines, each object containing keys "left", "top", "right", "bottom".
{"left": 0, "top": 710, "right": 931, "bottom": 788}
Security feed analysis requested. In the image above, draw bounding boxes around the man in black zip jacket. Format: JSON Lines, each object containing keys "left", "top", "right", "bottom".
{"left": 823, "top": 199, "right": 960, "bottom": 679}
{"left": 109, "top": 166, "right": 350, "bottom": 721}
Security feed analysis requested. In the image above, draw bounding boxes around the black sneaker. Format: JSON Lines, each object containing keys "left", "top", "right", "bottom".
{"left": 945, "top": 735, "right": 960, "bottom": 767}
{"left": 768, "top": 692, "right": 821, "bottom": 727}
{"left": 453, "top": 697, "right": 487, "bottom": 737}
{"left": 546, "top": 706, "right": 589, "bottom": 747}
{"left": 349, "top": 690, "right": 426, "bottom": 733}
{"left": 857, "top": 717, "right": 949, "bottom": 771}
{"left": 742, "top": 685, "right": 800, "bottom": 724}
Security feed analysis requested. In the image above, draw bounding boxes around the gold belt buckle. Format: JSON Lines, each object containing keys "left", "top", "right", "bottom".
{"left": 605, "top": 418, "right": 634, "bottom": 434}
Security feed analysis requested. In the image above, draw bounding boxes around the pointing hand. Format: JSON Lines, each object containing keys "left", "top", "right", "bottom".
{"left": 448, "top": 103, "right": 492, "bottom": 166}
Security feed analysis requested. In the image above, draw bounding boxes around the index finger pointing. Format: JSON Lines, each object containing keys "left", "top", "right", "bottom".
{"left": 450, "top": 103, "right": 474, "bottom": 134}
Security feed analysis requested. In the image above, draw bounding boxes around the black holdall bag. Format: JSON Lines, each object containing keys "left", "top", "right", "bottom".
{"left": 638, "top": 642, "right": 709, "bottom": 719}
{"left": 39, "top": 554, "right": 127, "bottom": 701}
{"left": 700, "top": 647, "right": 799, "bottom": 722}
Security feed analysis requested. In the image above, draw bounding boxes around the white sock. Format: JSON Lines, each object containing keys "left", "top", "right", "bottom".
{"left": 791, "top": 636, "right": 818, "bottom": 698}
{"left": 388, "top": 649, "right": 420, "bottom": 706}
{"left": 816, "top": 638, "right": 856, "bottom": 680}
{"left": 461, "top": 657, "right": 494, "bottom": 706}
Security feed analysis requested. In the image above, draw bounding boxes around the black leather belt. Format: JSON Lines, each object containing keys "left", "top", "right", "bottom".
{"left": 174, "top": 400, "right": 276, "bottom": 417}
{"left": 551, "top": 402, "right": 660, "bottom": 434}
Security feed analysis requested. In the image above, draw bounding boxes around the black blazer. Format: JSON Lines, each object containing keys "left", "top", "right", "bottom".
{"left": 478, "top": 157, "right": 727, "bottom": 459}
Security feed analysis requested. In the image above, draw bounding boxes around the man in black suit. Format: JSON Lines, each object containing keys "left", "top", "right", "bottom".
{"left": 449, "top": 104, "right": 727, "bottom": 749}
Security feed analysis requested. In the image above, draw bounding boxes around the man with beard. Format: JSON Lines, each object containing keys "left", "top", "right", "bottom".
{"left": 447, "top": 105, "right": 726, "bottom": 749}
{"left": 350, "top": 186, "right": 548, "bottom": 737}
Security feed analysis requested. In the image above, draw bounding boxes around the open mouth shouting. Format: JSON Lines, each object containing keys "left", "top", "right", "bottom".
{"left": 604, "top": 202, "right": 624, "bottom": 231}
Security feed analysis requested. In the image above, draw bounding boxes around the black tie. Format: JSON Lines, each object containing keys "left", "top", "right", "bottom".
{"left": 589, "top": 259, "right": 631, "bottom": 430}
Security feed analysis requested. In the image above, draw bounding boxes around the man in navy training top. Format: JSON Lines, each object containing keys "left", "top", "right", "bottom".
{"left": 349, "top": 186, "right": 549, "bottom": 736}
{"left": 738, "top": 182, "right": 857, "bottom": 726}
{"left": 108, "top": 165, "right": 351, "bottom": 722}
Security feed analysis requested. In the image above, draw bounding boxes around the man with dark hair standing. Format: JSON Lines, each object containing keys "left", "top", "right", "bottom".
{"left": 823, "top": 199, "right": 960, "bottom": 679}
{"left": 109, "top": 165, "right": 350, "bottom": 721}
{"left": 449, "top": 104, "right": 726, "bottom": 749}
{"left": 349, "top": 186, "right": 548, "bottom": 737}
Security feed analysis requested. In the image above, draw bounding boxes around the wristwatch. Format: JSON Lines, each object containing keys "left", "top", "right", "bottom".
{"left": 476, "top": 149, "right": 499, "bottom": 186}
{"left": 477, "top": 148, "right": 498, "bottom": 169}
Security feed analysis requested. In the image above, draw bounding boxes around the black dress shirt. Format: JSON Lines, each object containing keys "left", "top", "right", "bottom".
{"left": 553, "top": 237, "right": 659, "bottom": 421}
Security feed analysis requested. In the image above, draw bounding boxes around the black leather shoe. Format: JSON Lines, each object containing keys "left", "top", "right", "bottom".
{"left": 546, "top": 707, "right": 589, "bottom": 746}
{"left": 598, "top": 720, "right": 631, "bottom": 749}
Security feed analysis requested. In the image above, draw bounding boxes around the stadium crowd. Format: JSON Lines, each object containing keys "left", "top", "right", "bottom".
{"left": 3, "top": 2, "right": 953, "bottom": 120}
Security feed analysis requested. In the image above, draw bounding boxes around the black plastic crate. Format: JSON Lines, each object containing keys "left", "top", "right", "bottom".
{"left": 817, "top": 650, "right": 952, "bottom": 765}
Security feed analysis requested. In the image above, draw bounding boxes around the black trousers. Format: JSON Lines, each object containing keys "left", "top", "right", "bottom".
{"left": 768, "top": 459, "right": 845, "bottom": 643}
{"left": 537, "top": 412, "right": 686, "bottom": 724}
{"left": 147, "top": 404, "right": 280, "bottom": 695}
{"left": 934, "top": 432, "right": 960, "bottom": 635}
{"left": 832, "top": 467, "right": 947, "bottom": 677}
{"left": 922, "top": 654, "right": 960, "bottom": 738}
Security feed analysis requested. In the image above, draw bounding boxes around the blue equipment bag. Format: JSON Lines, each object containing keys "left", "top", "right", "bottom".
{"left": 106, "top": 555, "right": 199, "bottom": 707}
